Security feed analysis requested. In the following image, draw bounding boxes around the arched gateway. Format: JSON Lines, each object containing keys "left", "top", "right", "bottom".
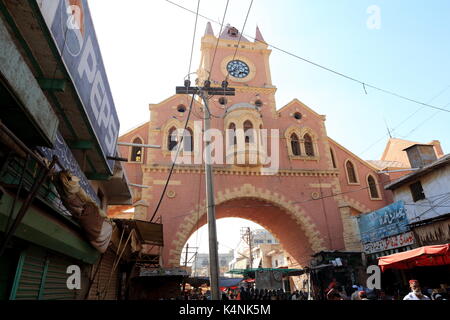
{"left": 115, "top": 24, "right": 392, "bottom": 269}
{"left": 169, "top": 184, "right": 327, "bottom": 267}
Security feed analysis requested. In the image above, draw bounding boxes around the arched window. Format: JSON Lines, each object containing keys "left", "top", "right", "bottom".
{"left": 244, "top": 120, "right": 254, "bottom": 143}
{"left": 368, "top": 175, "right": 380, "bottom": 199}
{"left": 304, "top": 134, "right": 314, "bottom": 156}
{"left": 346, "top": 161, "right": 358, "bottom": 183}
{"left": 229, "top": 123, "right": 237, "bottom": 145}
{"left": 130, "top": 137, "right": 143, "bottom": 162}
{"left": 168, "top": 127, "right": 178, "bottom": 151}
{"left": 290, "top": 133, "right": 301, "bottom": 156}
{"left": 183, "top": 128, "right": 193, "bottom": 152}
{"left": 330, "top": 148, "right": 337, "bottom": 168}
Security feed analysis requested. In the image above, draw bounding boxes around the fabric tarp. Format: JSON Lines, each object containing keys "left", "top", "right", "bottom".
{"left": 186, "top": 277, "right": 243, "bottom": 288}
{"left": 378, "top": 243, "right": 450, "bottom": 271}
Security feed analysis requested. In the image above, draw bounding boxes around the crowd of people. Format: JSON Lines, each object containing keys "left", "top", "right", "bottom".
{"left": 175, "top": 279, "right": 449, "bottom": 301}
{"left": 324, "top": 279, "right": 449, "bottom": 300}
{"left": 177, "top": 287, "right": 308, "bottom": 300}
{"left": 225, "top": 288, "right": 308, "bottom": 300}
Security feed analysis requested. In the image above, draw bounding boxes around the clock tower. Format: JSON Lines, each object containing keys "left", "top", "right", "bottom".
{"left": 197, "top": 23, "right": 275, "bottom": 110}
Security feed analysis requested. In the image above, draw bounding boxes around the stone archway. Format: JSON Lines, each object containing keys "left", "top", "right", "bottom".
{"left": 166, "top": 184, "right": 328, "bottom": 267}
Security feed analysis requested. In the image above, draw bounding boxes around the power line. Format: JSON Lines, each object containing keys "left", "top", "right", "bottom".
{"left": 207, "top": 0, "right": 230, "bottom": 82}
{"left": 224, "top": 0, "right": 254, "bottom": 83}
{"left": 149, "top": 93, "right": 196, "bottom": 222}
{"left": 149, "top": 1, "right": 202, "bottom": 222}
{"left": 187, "top": 0, "right": 201, "bottom": 80}
{"left": 163, "top": 182, "right": 387, "bottom": 221}
{"left": 166, "top": 0, "right": 450, "bottom": 115}
{"left": 401, "top": 101, "right": 450, "bottom": 139}
{"left": 359, "top": 85, "right": 450, "bottom": 156}
{"left": 408, "top": 194, "right": 450, "bottom": 223}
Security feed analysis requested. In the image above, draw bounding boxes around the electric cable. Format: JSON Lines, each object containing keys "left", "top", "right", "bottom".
{"left": 401, "top": 101, "right": 450, "bottom": 138}
{"left": 206, "top": 0, "right": 230, "bottom": 82}
{"left": 360, "top": 85, "right": 450, "bottom": 156}
{"left": 166, "top": 0, "right": 450, "bottom": 114}
{"left": 224, "top": 0, "right": 254, "bottom": 83}
{"left": 149, "top": 93, "right": 196, "bottom": 222}
{"left": 187, "top": 0, "right": 201, "bottom": 80}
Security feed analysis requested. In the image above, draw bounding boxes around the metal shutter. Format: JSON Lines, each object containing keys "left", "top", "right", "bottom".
{"left": 9, "top": 246, "right": 79, "bottom": 300}
{"left": 88, "top": 247, "right": 119, "bottom": 300}
{"left": 42, "top": 255, "right": 77, "bottom": 300}
{"left": 9, "top": 248, "right": 46, "bottom": 300}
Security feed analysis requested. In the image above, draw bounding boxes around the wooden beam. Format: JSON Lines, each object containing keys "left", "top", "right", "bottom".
{"left": 37, "top": 78, "right": 66, "bottom": 92}
{"left": 67, "top": 140, "right": 94, "bottom": 150}
{"left": 85, "top": 172, "right": 111, "bottom": 181}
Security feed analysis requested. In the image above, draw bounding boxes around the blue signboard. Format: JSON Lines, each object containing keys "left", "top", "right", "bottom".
{"left": 37, "top": 132, "right": 100, "bottom": 206}
{"left": 357, "top": 201, "right": 410, "bottom": 243}
{"left": 38, "top": 0, "right": 119, "bottom": 173}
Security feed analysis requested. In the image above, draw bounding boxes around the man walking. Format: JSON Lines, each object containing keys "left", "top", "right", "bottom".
{"left": 403, "top": 280, "right": 430, "bottom": 300}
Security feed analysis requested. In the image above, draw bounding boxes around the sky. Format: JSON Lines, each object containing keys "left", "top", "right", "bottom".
{"left": 88, "top": 0, "right": 450, "bottom": 253}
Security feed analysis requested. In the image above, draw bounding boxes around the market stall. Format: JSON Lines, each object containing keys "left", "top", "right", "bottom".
{"left": 378, "top": 244, "right": 450, "bottom": 298}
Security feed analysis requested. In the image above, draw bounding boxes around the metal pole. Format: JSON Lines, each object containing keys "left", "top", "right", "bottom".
{"left": 117, "top": 142, "right": 161, "bottom": 149}
{"left": 200, "top": 91, "right": 220, "bottom": 301}
{"left": 182, "top": 243, "right": 189, "bottom": 295}
{"left": 248, "top": 227, "right": 253, "bottom": 269}
{"left": 0, "top": 156, "right": 58, "bottom": 257}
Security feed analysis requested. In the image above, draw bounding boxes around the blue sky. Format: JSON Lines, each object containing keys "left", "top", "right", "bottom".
{"left": 89, "top": 0, "right": 450, "bottom": 253}
{"left": 90, "top": 0, "right": 450, "bottom": 161}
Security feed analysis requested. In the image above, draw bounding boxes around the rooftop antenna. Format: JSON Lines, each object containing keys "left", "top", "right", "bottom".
{"left": 383, "top": 117, "right": 393, "bottom": 138}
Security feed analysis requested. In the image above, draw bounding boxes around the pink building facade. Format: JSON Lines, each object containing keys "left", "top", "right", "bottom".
{"left": 114, "top": 24, "right": 440, "bottom": 268}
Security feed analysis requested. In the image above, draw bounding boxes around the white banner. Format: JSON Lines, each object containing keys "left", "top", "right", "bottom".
{"left": 363, "top": 231, "right": 415, "bottom": 254}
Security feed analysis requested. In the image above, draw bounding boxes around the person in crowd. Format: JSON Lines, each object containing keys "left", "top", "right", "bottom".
{"left": 403, "top": 280, "right": 430, "bottom": 300}
{"left": 326, "top": 287, "right": 341, "bottom": 300}
{"left": 350, "top": 285, "right": 361, "bottom": 300}
{"left": 378, "top": 291, "right": 388, "bottom": 300}
{"left": 358, "top": 291, "right": 369, "bottom": 300}
{"left": 337, "top": 286, "right": 349, "bottom": 300}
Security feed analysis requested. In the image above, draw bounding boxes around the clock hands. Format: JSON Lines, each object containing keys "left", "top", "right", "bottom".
{"left": 228, "top": 60, "right": 249, "bottom": 78}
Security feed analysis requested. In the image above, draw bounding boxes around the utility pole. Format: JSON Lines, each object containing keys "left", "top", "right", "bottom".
{"left": 176, "top": 79, "right": 235, "bottom": 300}
{"left": 181, "top": 243, "right": 199, "bottom": 294}
{"left": 241, "top": 227, "right": 253, "bottom": 268}
{"left": 182, "top": 243, "right": 189, "bottom": 295}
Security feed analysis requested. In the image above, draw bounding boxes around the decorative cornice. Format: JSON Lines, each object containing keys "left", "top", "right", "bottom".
{"left": 143, "top": 164, "right": 339, "bottom": 177}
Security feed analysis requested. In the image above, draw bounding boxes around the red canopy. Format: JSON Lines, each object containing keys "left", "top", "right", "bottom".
{"left": 378, "top": 244, "right": 450, "bottom": 271}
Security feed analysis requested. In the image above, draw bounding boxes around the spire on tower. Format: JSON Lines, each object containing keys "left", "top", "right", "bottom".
{"left": 255, "top": 26, "right": 266, "bottom": 43}
{"left": 205, "top": 22, "right": 214, "bottom": 36}
{"left": 219, "top": 24, "right": 251, "bottom": 42}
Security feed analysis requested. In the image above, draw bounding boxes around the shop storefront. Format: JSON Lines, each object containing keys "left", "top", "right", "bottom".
{"left": 308, "top": 251, "right": 366, "bottom": 300}
{"left": 358, "top": 201, "right": 416, "bottom": 263}
{"left": 378, "top": 244, "right": 450, "bottom": 298}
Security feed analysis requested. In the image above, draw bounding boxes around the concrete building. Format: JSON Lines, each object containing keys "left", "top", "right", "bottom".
{"left": 191, "top": 251, "right": 234, "bottom": 277}
{"left": 385, "top": 145, "right": 450, "bottom": 247}
{"left": 228, "top": 229, "right": 289, "bottom": 270}
{"left": 0, "top": 0, "right": 132, "bottom": 300}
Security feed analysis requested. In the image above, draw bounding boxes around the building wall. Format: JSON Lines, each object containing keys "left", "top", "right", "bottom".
{"left": 117, "top": 25, "right": 397, "bottom": 268}
{"left": 392, "top": 164, "right": 450, "bottom": 223}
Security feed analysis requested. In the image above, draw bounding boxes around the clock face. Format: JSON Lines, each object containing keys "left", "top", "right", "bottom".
{"left": 227, "top": 60, "right": 250, "bottom": 78}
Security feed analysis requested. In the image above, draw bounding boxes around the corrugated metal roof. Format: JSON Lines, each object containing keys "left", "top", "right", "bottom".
{"left": 385, "top": 154, "right": 450, "bottom": 190}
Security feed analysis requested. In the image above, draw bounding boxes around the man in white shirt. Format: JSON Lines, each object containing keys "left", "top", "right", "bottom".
{"left": 403, "top": 280, "right": 430, "bottom": 300}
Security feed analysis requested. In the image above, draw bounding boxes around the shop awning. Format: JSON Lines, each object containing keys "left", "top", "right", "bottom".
{"left": 185, "top": 277, "right": 244, "bottom": 288}
{"left": 113, "top": 219, "right": 163, "bottom": 246}
{"left": 378, "top": 244, "right": 450, "bottom": 271}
